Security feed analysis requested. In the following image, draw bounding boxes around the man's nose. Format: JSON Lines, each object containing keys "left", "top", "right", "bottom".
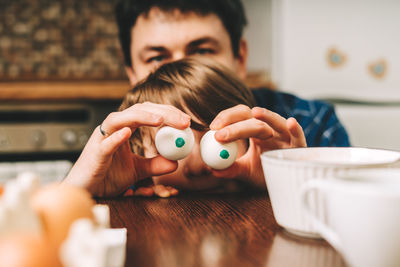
{"left": 183, "top": 145, "right": 211, "bottom": 179}
{"left": 171, "top": 51, "right": 186, "bottom": 62}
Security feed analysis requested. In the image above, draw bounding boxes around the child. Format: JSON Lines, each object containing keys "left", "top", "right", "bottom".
{"left": 64, "top": 58, "right": 306, "bottom": 197}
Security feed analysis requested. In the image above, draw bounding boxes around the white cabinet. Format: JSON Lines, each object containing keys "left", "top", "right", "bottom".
{"left": 270, "top": 0, "right": 400, "bottom": 150}
{"left": 271, "top": 0, "right": 400, "bottom": 101}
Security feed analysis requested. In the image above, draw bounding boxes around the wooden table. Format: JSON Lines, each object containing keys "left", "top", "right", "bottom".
{"left": 98, "top": 192, "right": 346, "bottom": 267}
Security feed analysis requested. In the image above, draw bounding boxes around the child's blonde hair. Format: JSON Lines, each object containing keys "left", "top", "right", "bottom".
{"left": 119, "top": 57, "right": 256, "bottom": 155}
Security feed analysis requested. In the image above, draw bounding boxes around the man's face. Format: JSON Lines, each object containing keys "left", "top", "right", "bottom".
{"left": 126, "top": 8, "right": 248, "bottom": 86}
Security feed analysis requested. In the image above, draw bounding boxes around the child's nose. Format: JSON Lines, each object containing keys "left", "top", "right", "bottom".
{"left": 183, "top": 144, "right": 211, "bottom": 179}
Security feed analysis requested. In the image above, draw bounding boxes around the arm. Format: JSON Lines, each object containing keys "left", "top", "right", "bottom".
{"left": 305, "top": 104, "right": 350, "bottom": 147}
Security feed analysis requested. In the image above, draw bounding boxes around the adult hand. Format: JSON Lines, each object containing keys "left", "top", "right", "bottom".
{"left": 209, "top": 104, "right": 307, "bottom": 190}
{"left": 64, "top": 102, "right": 190, "bottom": 197}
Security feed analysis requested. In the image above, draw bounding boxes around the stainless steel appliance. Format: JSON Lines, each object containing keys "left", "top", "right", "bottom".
{"left": 0, "top": 101, "right": 119, "bottom": 183}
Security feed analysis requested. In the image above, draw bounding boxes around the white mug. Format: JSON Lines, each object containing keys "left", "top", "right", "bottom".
{"left": 261, "top": 147, "right": 400, "bottom": 238}
{"left": 300, "top": 169, "right": 400, "bottom": 267}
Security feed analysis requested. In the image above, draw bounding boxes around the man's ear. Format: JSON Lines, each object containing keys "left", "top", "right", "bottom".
{"left": 235, "top": 38, "right": 248, "bottom": 81}
{"left": 125, "top": 66, "right": 137, "bottom": 87}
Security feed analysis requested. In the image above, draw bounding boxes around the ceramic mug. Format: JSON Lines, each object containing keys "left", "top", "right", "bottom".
{"left": 260, "top": 147, "right": 400, "bottom": 238}
{"left": 300, "top": 169, "right": 400, "bottom": 267}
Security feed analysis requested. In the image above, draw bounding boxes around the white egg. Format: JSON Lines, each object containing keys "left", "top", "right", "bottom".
{"left": 200, "top": 130, "right": 238, "bottom": 170}
{"left": 155, "top": 127, "right": 195, "bottom": 160}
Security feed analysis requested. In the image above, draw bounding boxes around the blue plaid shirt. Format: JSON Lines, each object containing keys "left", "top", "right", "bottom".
{"left": 252, "top": 88, "right": 350, "bottom": 147}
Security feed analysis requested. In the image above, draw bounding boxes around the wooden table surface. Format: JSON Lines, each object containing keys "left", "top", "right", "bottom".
{"left": 98, "top": 192, "right": 346, "bottom": 267}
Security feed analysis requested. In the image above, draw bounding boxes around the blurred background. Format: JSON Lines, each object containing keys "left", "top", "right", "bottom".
{"left": 0, "top": 0, "right": 399, "bottom": 181}
{"left": 268, "top": 0, "right": 400, "bottom": 151}
{"left": 0, "top": 0, "right": 124, "bottom": 81}
{"left": 0, "top": 0, "right": 271, "bottom": 82}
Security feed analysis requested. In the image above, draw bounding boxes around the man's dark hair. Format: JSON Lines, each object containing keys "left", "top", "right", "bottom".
{"left": 115, "top": 0, "right": 247, "bottom": 67}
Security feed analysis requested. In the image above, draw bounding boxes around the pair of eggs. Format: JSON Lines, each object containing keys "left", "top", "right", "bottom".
{"left": 155, "top": 127, "right": 238, "bottom": 170}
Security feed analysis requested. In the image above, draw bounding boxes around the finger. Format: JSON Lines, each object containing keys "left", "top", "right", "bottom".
{"left": 102, "top": 110, "right": 164, "bottom": 136}
{"left": 103, "top": 102, "right": 191, "bottom": 135}
{"left": 252, "top": 107, "right": 289, "bottom": 134}
{"left": 139, "top": 102, "right": 191, "bottom": 129}
{"left": 133, "top": 186, "right": 155, "bottom": 197}
{"left": 214, "top": 118, "right": 274, "bottom": 142}
{"left": 287, "top": 117, "right": 307, "bottom": 147}
{"left": 123, "top": 188, "right": 134, "bottom": 197}
{"left": 153, "top": 184, "right": 172, "bottom": 198}
{"left": 210, "top": 104, "right": 252, "bottom": 130}
{"left": 165, "top": 186, "right": 179, "bottom": 196}
{"left": 99, "top": 127, "right": 132, "bottom": 157}
{"left": 135, "top": 155, "right": 178, "bottom": 180}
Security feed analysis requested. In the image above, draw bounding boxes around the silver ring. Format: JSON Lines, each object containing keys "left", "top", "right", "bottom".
{"left": 99, "top": 124, "right": 108, "bottom": 137}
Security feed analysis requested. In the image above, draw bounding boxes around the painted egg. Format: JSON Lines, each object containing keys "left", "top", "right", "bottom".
{"left": 31, "top": 183, "right": 95, "bottom": 249}
{"left": 155, "top": 127, "right": 195, "bottom": 160}
{"left": 200, "top": 130, "right": 238, "bottom": 170}
{"left": 0, "top": 233, "right": 61, "bottom": 267}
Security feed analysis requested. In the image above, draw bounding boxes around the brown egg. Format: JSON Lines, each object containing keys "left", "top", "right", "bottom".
{"left": 31, "top": 183, "right": 95, "bottom": 249}
{"left": 0, "top": 233, "right": 61, "bottom": 267}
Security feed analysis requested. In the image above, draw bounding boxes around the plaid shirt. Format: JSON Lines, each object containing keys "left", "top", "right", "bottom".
{"left": 252, "top": 88, "right": 350, "bottom": 147}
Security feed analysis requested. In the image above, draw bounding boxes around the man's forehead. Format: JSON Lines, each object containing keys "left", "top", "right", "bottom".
{"left": 141, "top": 7, "right": 209, "bottom": 23}
{"left": 132, "top": 7, "right": 225, "bottom": 37}
{"left": 132, "top": 8, "right": 227, "bottom": 50}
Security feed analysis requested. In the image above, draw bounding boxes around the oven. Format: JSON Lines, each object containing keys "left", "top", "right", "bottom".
{"left": 0, "top": 100, "right": 119, "bottom": 184}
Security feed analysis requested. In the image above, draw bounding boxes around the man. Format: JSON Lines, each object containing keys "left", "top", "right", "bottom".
{"left": 114, "top": 0, "right": 349, "bottom": 147}
{"left": 64, "top": 0, "right": 349, "bottom": 197}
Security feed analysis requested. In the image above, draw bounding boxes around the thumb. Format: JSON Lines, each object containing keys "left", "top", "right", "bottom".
{"left": 100, "top": 127, "right": 132, "bottom": 157}
{"left": 287, "top": 118, "right": 307, "bottom": 147}
{"left": 134, "top": 155, "right": 178, "bottom": 181}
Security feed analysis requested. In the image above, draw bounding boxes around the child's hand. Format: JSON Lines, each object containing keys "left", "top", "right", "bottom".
{"left": 209, "top": 104, "right": 307, "bottom": 190}
{"left": 63, "top": 102, "right": 190, "bottom": 197}
{"left": 124, "top": 184, "right": 179, "bottom": 198}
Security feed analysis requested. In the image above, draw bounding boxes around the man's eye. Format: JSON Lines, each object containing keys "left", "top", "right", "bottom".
{"left": 147, "top": 55, "right": 165, "bottom": 63}
{"left": 192, "top": 48, "right": 214, "bottom": 55}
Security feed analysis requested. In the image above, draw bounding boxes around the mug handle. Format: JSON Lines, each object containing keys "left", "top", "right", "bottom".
{"left": 299, "top": 180, "right": 344, "bottom": 254}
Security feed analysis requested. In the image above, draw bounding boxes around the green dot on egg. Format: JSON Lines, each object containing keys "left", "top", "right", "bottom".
{"left": 219, "top": 149, "right": 230, "bottom": 159}
{"left": 175, "top": 137, "right": 185, "bottom": 148}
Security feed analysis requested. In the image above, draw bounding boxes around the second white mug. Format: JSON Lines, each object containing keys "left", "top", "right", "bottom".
{"left": 300, "top": 169, "right": 400, "bottom": 267}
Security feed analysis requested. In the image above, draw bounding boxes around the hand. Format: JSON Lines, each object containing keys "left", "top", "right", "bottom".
{"left": 209, "top": 105, "right": 307, "bottom": 190}
{"left": 124, "top": 184, "right": 179, "bottom": 198}
{"left": 63, "top": 102, "right": 191, "bottom": 197}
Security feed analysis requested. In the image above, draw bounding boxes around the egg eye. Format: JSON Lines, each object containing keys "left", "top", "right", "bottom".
{"left": 219, "top": 149, "right": 230, "bottom": 159}
{"left": 200, "top": 130, "right": 238, "bottom": 170}
{"left": 175, "top": 137, "right": 185, "bottom": 148}
{"left": 155, "top": 127, "right": 194, "bottom": 160}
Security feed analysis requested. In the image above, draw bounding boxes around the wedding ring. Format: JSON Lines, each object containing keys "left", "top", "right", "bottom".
{"left": 99, "top": 123, "right": 108, "bottom": 137}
